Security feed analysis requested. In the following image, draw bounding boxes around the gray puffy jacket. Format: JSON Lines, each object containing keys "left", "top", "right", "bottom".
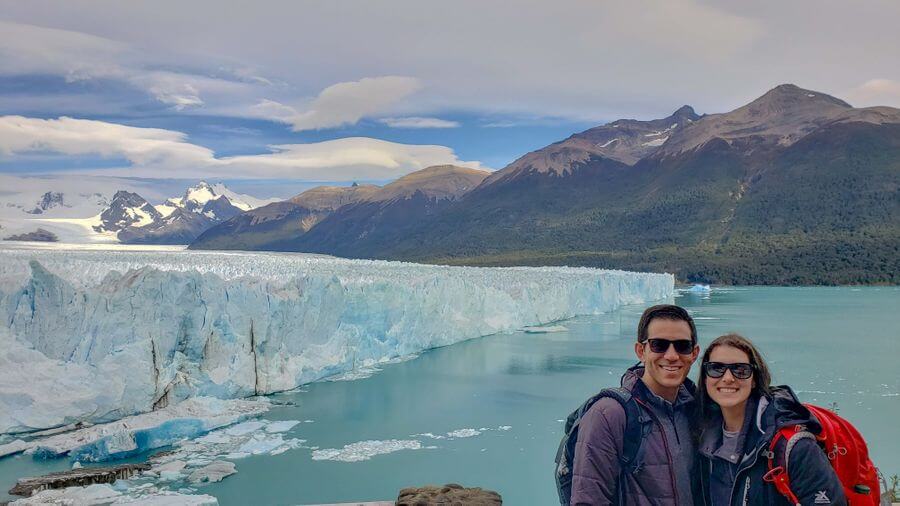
{"left": 571, "top": 365, "right": 698, "bottom": 506}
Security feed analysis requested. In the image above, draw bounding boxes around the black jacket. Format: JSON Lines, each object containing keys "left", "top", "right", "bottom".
{"left": 698, "top": 386, "right": 847, "bottom": 506}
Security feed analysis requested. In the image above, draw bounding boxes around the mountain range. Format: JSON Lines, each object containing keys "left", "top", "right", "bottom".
{"left": 191, "top": 84, "right": 900, "bottom": 285}
{"left": 0, "top": 181, "right": 274, "bottom": 244}
{"left": 94, "top": 182, "right": 274, "bottom": 244}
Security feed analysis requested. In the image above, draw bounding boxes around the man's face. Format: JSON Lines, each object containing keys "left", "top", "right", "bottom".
{"left": 634, "top": 318, "right": 698, "bottom": 401}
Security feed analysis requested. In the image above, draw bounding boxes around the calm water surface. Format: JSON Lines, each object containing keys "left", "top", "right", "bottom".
{"left": 1, "top": 287, "right": 898, "bottom": 504}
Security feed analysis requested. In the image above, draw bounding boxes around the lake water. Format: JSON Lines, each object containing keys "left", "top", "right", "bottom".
{"left": 1, "top": 286, "right": 898, "bottom": 504}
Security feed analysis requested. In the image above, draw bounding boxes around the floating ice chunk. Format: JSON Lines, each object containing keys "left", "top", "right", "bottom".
{"left": 498, "top": 426, "right": 512, "bottom": 431}
{"left": 0, "top": 439, "right": 29, "bottom": 458}
{"left": 411, "top": 432, "right": 445, "bottom": 440}
{"left": 158, "top": 470, "right": 182, "bottom": 481}
{"left": 264, "top": 420, "right": 301, "bottom": 433}
{"left": 447, "top": 428, "right": 481, "bottom": 438}
{"left": 187, "top": 460, "right": 236, "bottom": 484}
{"left": 27, "top": 398, "right": 268, "bottom": 461}
{"left": 153, "top": 460, "right": 186, "bottom": 473}
{"left": 311, "top": 439, "right": 423, "bottom": 462}
{"left": 238, "top": 435, "right": 288, "bottom": 455}
{"left": 224, "top": 421, "right": 266, "bottom": 436}
{"left": 688, "top": 284, "right": 711, "bottom": 293}
{"left": 522, "top": 325, "right": 568, "bottom": 333}
{"left": 115, "top": 491, "right": 218, "bottom": 505}
{"left": 10, "top": 483, "right": 123, "bottom": 505}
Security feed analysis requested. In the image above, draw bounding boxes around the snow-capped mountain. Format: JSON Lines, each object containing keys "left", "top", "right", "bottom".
{"left": 160, "top": 181, "right": 273, "bottom": 220}
{"left": 93, "top": 191, "right": 163, "bottom": 234}
{"left": 109, "top": 182, "right": 277, "bottom": 244}
{"left": 0, "top": 176, "right": 276, "bottom": 244}
{"left": 24, "top": 192, "right": 67, "bottom": 215}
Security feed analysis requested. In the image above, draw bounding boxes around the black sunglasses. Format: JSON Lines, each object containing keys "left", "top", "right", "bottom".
{"left": 644, "top": 338, "right": 695, "bottom": 355}
{"left": 704, "top": 362, "right": 755, "bottom": 380}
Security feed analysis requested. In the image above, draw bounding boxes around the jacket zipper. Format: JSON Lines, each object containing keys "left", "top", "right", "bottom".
{"left": 741, "top": 476, "right": 750, "bottom": 506}
{"left": 727, "top": 446, "right": 763, "bottom": 506}
{"left": 635, "top": 399, "right": 680, "bottom": 506}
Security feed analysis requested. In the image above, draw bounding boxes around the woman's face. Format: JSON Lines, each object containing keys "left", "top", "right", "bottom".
{"left": 705, "top": 345, "right": 754, "bottom": 410}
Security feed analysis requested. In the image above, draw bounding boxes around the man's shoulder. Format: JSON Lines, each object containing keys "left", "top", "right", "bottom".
{"left": 582, "top": 394, "right": 629, "bottom": 425}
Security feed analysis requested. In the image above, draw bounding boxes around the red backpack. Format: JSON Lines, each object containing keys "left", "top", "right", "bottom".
{"left": 763, "top": 404, "right": 881, "bottom": 505}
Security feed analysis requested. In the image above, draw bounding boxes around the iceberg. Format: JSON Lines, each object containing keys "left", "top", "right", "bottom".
{"left": 0, "top": 247, "right": 673, "bottom": 434}
{"left": 9, "top": 483, "right": 219, "bottom": 505}
{"left": 19, "top": 397, "right": 268, "bottom": 461}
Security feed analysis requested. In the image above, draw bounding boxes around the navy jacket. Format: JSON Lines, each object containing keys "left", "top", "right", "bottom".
{"left": 698, "top": 386, "right": 847, "bottom": 506}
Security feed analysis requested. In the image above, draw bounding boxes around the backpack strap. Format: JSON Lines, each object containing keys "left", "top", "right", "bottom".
{"left": 602, "top": 387, "right": 644, "bottom": 472}
{"left": 554, "top": 386, "right": 646, "bottom": 505}
{"left": 763, "top": 425, "right": 818, "bottom": 506}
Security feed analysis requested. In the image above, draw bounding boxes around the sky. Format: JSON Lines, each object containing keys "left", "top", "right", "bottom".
{"left": 1, "top": 0, "right": 899, "bottom": 196}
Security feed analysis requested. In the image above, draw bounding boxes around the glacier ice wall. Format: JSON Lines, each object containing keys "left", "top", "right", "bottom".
{"left": 0, "top": 248, "right": 673, "bottom": 434}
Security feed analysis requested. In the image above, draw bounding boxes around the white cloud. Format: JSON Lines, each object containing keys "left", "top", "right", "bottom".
{"left": 220, "top": 138, "right": 482, "bottom": 179}
{"left": 258, "top": 76, "right": 423, "bottom": 131}
{"left": 2, "top": 2, "right": 899, "bottom": 125}
{"left": 0, "top": 116, "right": 214, "bottom": 166}
{"left": 845, "top": 79, "right": 900, "bottom": 108}
{"left": 0, "top": 115, "right": 483, "bottom": 181}
{"left": 379, "top": 117, "right": 460, "bottom": 128}
{"left": 248, "top": 99, "right": 299, "bottom": 123}
{"left": 0, "top": 21, "right": 266, "bottom": 113}
{"left": 0, "top": 21, "right": 128, "bottom": 79}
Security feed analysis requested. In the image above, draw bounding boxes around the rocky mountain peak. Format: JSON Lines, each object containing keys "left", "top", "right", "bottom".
{"left": 670, "top": 105, "right": 700, "bottom": 122}
{"left": 653, "top": 84, "right": 896, "bottom": 156}
{"left": 745, "top": 83, "right": 851, "bottom": 116}
{"left": 94, "top": 191, "right": 162, "bottom": 233}
{"left": 371, "top": 165, "right": 490, "bottom": 202}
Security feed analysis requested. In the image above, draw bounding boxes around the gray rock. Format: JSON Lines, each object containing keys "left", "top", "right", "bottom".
{"left": 3, "top": 228, "right": 59, "bottom": 242}
{"left": 397, "top": 483, "right": 502, "bottom": 505}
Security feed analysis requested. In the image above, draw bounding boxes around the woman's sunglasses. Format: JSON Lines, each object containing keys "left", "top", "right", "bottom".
{"left": 644, "top": 338, "right": 695, "bottom": 355}
{"left": 703, "top": 362, "right": 755, "bottom": 380}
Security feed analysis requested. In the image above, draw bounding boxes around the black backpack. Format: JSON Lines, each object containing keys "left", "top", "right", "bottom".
{"left": 554, "top": 387, "right": 645, "bottom": 505}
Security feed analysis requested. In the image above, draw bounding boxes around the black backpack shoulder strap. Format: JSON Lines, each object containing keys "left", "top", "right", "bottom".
{"left": 596, "top": 387, "right": 643, "bottom": 471}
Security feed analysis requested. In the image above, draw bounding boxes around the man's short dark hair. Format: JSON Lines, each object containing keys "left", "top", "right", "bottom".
{"left": 636, "top": 304, "right": 697, "bottom": 344}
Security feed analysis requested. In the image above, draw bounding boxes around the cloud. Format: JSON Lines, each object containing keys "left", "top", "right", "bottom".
{"left": 378, "top": 116, "right": 460, "bottom": 128}
{"left": 379, "top": 117, "right": 460, "bottom": 128}
{"left": 257, "top": 76, "right": 423, "bottom": 131}
{"left": 0, "top": 116, "right": 214, "bottom": 166}
{"left": 0, "top": 21, "right": 266, "bottom": 113}
{"left": 0, "top": 115, "right": 483, "bottom": 181}
{"left": 3, "top": 2, "right": 899, "bottom": 126}
{"left": 845, "top": 79, "right": 900, "bottom": 108}
{"left": 221, "top": 138, "right": 482, "bottom": 179}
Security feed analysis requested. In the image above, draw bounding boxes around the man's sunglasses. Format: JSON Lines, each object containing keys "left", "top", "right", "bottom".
{"left": 644, "top": 338, "right": 695, "bottom": 355}
{"left": 703, "top": 362, "right": 755, "bottom": 380}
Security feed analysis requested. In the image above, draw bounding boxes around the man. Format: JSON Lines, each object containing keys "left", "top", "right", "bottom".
{"left": 570, "top": 304, "right": 700, "bottom": 505}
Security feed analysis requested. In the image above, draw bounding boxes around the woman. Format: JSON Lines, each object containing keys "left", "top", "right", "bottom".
{"left": 696, "top": 333, "right": 847, "bottom": 506}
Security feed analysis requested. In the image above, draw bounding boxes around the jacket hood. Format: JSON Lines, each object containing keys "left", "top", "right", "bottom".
{"left": 764, "top": 385, "right": 821, "bottom": 434}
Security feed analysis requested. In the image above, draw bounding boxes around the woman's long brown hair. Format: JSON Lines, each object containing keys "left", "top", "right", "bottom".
{"left": 697, "top": 333, "right": 773, "bottom": 430}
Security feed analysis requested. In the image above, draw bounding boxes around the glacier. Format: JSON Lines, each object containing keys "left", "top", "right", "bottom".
{"left": 0, "top": 246, "right": 673, "bottom": 434}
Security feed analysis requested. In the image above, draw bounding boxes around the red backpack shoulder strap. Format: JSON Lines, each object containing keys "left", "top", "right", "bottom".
{"left": 763, "top": 425, "right": 818, "bottom": 506}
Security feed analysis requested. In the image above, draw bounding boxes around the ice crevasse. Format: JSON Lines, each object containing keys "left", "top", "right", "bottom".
{"left": 0, "top": 248, "right": 673, "bottom": 434}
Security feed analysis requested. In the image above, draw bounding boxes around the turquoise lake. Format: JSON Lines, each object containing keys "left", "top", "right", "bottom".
{"left": 1, "top": 286, "right": 898, "bottom": 504}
